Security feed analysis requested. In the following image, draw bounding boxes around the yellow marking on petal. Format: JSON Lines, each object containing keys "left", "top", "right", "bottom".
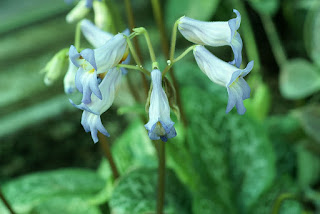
{"left": 88, "top": 69, "right": 95, "bottom": 74}
{"left": 229, "top": 77, "right": 239, "bottom": 87}
{"left": 119, "top": 47, "right": 130, "bottom": 64}
{"left": 98, "top": 72, "right": 107, "bottom": 80}
{"left": 155, "top": 121, "right": 166, "bottom": 136}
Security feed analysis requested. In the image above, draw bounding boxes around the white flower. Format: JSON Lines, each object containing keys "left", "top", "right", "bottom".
{"left": 69, "top": 33, "right": 127, "bottom": 103}
{"left": 145, "top": 69, "right": 176, "bottom": 142}
{"left": 66, "top": 0, "right": 90, "bottom": 23}
{"left": 64, "top": 59, "right": 78, "bottom": 94}
{"left": 193, "top": 45, "right": 253, "bottom": 115}
{"left": 70, "top": 67, "right": 123, "bottom": 143}
{"left": 178, "top": 9, "right": 243, "bottom": 68}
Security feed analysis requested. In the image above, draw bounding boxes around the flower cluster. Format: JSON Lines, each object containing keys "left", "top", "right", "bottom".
{"left": 68, "top": 20, "right": 129, "bottom": 143}
{"left": 42, "top": 5, "right": 253, "bottom": 143}
{"left": 178, "top": 9, "right": 253, "bottom": 114}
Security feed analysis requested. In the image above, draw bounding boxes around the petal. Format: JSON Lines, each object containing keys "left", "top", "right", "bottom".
{"left": 80, "top": 19, "right": 113, "bottom": 48}
{"left": 80, "top": 48, "right": 97, "bottom": 70}
{"left": 64, "top": 60, "right": 78, "bottom": 94}
{"left": 230, "top": 32, "right": 243, "bottom": 68}
{"left": 81, "top": 111, "right": 110, "bottom": 143}
{"left": 75, "top": 67, "right": 84, "bottom": 93}
{"left": 69, "top": 45, "right": 81, "bottom": 67}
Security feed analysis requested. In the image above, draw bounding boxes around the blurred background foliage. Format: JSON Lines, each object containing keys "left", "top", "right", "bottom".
{"left": 0, "top": 0, "right": 320, "bottom": 213}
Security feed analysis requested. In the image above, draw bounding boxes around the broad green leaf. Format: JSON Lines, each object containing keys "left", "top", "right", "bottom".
{"left": 293, "top": 105, "right": 320, "bottom": 143}
{"left": 0, "top": 168, "right": 104, "bottom": 213}
{"left": 280, "top": 59, "right": 320, "bottom": 99}
{"left": 247, "top": 0, "right": 279, "bottom": 15}
{"left": 112, "top": 119, "right": 157, "bottom": 173}
{"left": 297, "top": 144, "right": 320, "bottom": 188}
{"left": 266, "top": 115, "right": 301, "bottom": 176}
{"left": 30, "top": 196, "right": 101, "bottom": 214}
{"left": 250, "top": 176, "right": 302, "bottom": 214}
{"left": 226, "top": 115, "right": 276, "bottom": 213}
{"left": 109, "top": 168, "right": 192, "bottom": 214}
{"left": 165, "top": 0, "right": 220, "bottom": 27}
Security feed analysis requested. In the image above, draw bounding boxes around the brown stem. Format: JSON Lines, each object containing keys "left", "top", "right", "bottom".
{"left": 150, "top": 0, "right": 187, "bottom": 126}
{"left": 0, "top": 189, "right": 15, "bottom": 214}
{"left": 124, "top": 0, "right": 149, "bottom": 97}
{"left": 156, "top": 141, "right": 166, "bottom": 214}
{"left": 98, "top": 132, "right": 120, "bottom": 180}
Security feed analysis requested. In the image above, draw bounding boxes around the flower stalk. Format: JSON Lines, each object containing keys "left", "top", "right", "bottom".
{"left": 157, "top": 140, "right": 166, "bottom": 214}
{"left": 98, "top": 133, "right": 120, "bottom": 180}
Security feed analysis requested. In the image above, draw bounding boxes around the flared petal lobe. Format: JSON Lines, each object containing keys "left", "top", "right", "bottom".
{"left": 64, "top": 59, "right": 78, "bottom": 94}
{"left": 81, "top": 111, "right": 110, "bottom": 143}
{"left": 178, "top": 9, "right": 243, "bottom": 67}
{"left": 145, "top": 69, "right": 176, "bottom": 142}
{"left": 193, "top": 45, "right": 253, "bottom": 114}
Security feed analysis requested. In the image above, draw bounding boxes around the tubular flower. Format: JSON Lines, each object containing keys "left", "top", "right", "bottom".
{"left": 71, "top": 67, "right": 123, "bottom": 143}
{"left": 145, "top": 69, "right": 176, "bottom": 142}
{"left": 178, "top": 9, "right": 243, "bottom": 68}
{"left": 64, "top": 59, "right": 78, "bottom": 94}
{"left": 193, "top": 45, "right": 253, "bottom": 115}
{"left": 69, "top": 33, "right": 127, "bottom": 104}
{"left": 80, "top": 19, "right": 130, "bottom": 74}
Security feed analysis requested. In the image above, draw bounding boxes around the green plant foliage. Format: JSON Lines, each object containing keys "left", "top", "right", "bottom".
{"left": 247, "top": 0, "right": 279, "bottom": 15}
{"left": 293, "top": 105, "right": 320, "bottom": 143}
{"left": 304, "top": 3, "right": 320, "bottom": 67}
{"left": 30, "top": 196, "right": 102, "bottom": 214}
{"left": 266, "top": 115, "right": 301, "bottom": 176}
{"left": 0, "top": 169, "right": 105, "bottom": 213}
{"left": 109, "top": 168, "right": 192, "bottom": 214}
{"left": 280, "top": 59, "right": 320, "bottom": 99}
{"left": 112, "top": 119, "right": 157, "bottom": 173}
{"left": 250, "top": 176, "right": 302, "bottom": 214}
{"left": 297, "top": 144, "right": 320, "bottom": 188}
{"left": 165, "top": 0, "right": 220, "bottom": 27}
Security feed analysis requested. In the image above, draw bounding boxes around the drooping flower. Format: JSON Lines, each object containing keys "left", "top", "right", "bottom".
{"left": 80, "top": 19, "right": 130, "bottom": 75}
{"left": 145, "top": 69, "right": 176, "bottom": 142}
{"left": 70, "top": 67, "right": 123, "bottom": 143}
{"left": 69, "top": 32, "right": 128, "bottom": 104}
{"left": 193, "top": 45, "right": 253, "bottom": 115}
{"left": 64, "top": 59, "right": 78, "bottom": 94}
{"left": 178, "top": 9, "right": 243, "bottom": 68}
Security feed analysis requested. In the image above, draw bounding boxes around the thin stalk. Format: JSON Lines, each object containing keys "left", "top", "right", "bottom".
{"left": 125, "top": 36, "right": 142, "bottom": 66}
{"left": 98, "top": 133, "right": 120, "bottom": 180}
{"left": 75, "top": 22, "right": 81, "bottom": 50}
{"left": 163, "top": 45, "right": 196, "bottom": 76}
{"left": 169, "top": 19, "right": 180, "bottom": 61}
{"left": 150, "top": 0, "right": 187, "bottom": 126}
{"left": 117, "top": 64, "right": 150, "bottom": 76}
{"left": 124, "top": 0, "right": 149, "bottom": 96}
{"left": 233, "top": 0, "right": 261, "bottom": 72}
{"left": 260, "top": 14, "right": 288, "bottom": 66}
{"left": 156, "top": 141, "right": 166, "bottom": 214}
{"left": 0, "top": 189, "right": 15, "bottom": 214}
{"left": 134, "top": 27, "right": 157, "bottom": 64}
{"left": 271, "top": 193, "right": 298, "bottom": 214}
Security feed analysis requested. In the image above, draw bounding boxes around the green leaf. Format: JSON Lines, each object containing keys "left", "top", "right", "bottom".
{"left": 165, "top": 0, "right": 220, "bottom": 27}
{"left": 293, "top": 105, "right": 320, "bottom": 143}
{"left": 297, "top": 144, "right": 320, "bottom": 188}
{"left": 0, "top": 168, "right": 104, "bottom": 213}
{"left": 250, "top": 176, "right": 302, "bottom": 214}
{"left": 112, "top": 119, "right": 157, "bottom": 173}
{"left": 247, "top": 0, "right": 279, "bottom": 15}
{"left": 109, "top": 168, "right": 192, "bottom": 214}
{"left": 30, "top": 196, "right": 101, "bottom": 214}
{"left": 280, "top": 59, "right": 320, "bottom": 99}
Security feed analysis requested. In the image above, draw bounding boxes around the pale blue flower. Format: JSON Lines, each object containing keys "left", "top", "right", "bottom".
{"left": 193, "top": 45, "right": 253, "bottom": 115}
{"left": 64, "top": 59, "right": 78, "bottom": 94}
{"left": 69, "top": 33, "right": 127, "bottom": 104}
{"left": 71, "top": 67, "right": 123, "bottom": 143}
{"left": 178, "top": 9, "right": 243, "bottom": 68}
{"left": 145, "top": 69, "right": 176, "bottom": 142}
